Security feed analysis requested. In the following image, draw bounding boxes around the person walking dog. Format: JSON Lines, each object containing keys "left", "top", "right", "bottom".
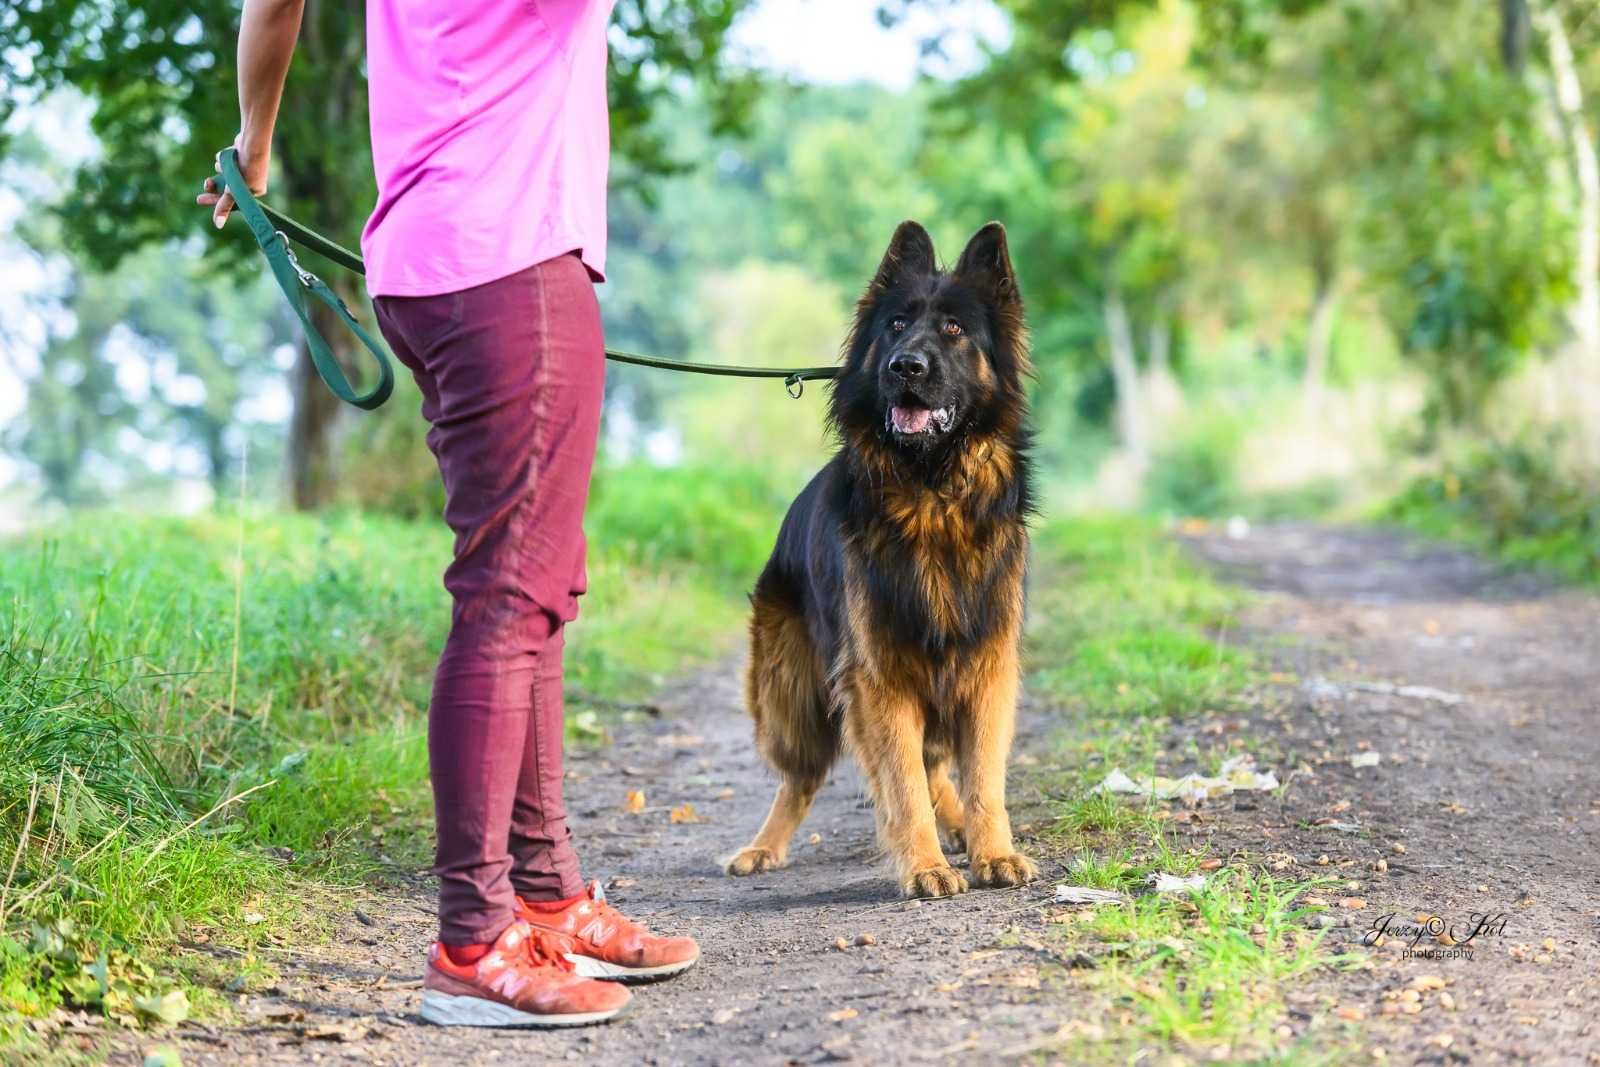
{"left": 198, "top": 0, "right": 699, "bottom": 1028}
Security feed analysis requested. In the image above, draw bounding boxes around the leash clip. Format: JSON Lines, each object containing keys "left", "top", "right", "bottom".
{"left": 274, "top": 229, "right": 317, "bottom": 288}
{"left": 785, "top": 374, "right": 804, "bottom": 399}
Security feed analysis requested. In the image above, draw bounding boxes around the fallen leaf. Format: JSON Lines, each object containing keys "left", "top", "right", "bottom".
{"left": 1335, "top": 1006, "right": 1367, "bottom": 1021}
{"left": 1351, "top": 752, "right": 1381, "bottom": 769}
{"left": 655, "top": 733, "right": 704, "bottom": 748}
{"left": 827, "top": 1007, "right": 858, "bottom": 1023}
{"left": 1053, "top": 884, "right": 1125, "bottom": 905}
{"left": 305, "top": 1021, "right": 368, "bottom": 1042}
{"left": 243, "top": 912, "right": 265, "bottom": 925}
{"left": 133, "top": 989, "right": 190, "bottom": 1026}
{"left": 833, "top": 937, "right": 850, "bottom": 951}
{"left": 610, "top": 876, "right": 637, "bottom": 889}
{"left": 935, "top": 981, "right": 963, "bottom": 993}
{"left": 1150, "top": 872, "right": 1206, "bottom": 894}
{"left": 624, "top": 790, "right": 646, "bottom": 814}
{"left": 711, "top": 1009, "right": 736, "bottom": 1025}
{"left": 1198, "top": 859, "right": 1223, "bottom": 871}
{"left": 1411, "top": 975, "right": 1447, "bottom": 991}
{"left": 1340, "top": 898, "right": 1367, "bottom": 910}
{"left": 854, "top": 933, "right": 877, "bottom": 947}
{"left": 808, "top": 832, "right": 823, "bottom": 845}
{"left": 715, "top": 788, "right": 735, "bottom": 800}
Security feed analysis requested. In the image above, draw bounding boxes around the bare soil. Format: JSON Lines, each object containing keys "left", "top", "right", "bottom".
{"left": 103, "top": 524, "right": 1598, "bottom": 1066}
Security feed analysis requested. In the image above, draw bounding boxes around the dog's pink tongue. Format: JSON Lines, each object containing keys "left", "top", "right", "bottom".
{"left": 892, "top": 406, "right": 931, "bottom": 433}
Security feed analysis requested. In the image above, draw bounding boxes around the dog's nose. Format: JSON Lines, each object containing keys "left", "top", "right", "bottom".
{"left": 888, "top": 351, "right": 929, "bottom": 380}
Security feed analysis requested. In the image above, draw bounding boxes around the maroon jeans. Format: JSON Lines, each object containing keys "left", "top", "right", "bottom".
{"left": 374, "top": 253, "right": 603, "bottom": 945}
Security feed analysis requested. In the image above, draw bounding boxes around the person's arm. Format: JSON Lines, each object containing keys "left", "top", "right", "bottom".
{"left": 196, "top": 0, "right": 306, "bottom": 228}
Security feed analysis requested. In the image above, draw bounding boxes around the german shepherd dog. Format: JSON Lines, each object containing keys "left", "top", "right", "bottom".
{"left": 725, "top": 220, "right": 1036, "bottom": 898}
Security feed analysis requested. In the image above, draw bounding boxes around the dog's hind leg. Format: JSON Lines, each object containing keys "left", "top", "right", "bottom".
{"left": 726, "top": 777, "right": 821, "bottom": 875}
{"left": 926, "top": 756, "right": 966, "bottom": 854}
{"left": 726, "top": 596, "right": 836, "bottom": 877}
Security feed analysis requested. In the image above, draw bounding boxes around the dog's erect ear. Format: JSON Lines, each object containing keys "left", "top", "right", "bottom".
{"left": 955, "top": 222, "right": 1018, "bottom": 304}
{"left": 868, "top": 221, "right": 937, "bottom": 294}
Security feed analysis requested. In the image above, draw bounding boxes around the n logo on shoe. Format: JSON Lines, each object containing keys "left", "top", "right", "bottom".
{"left": 577, "top": 918, "right": 615, "bottom": 946}
{"left": 486, "top": 968, "right": 528, "bottom": 999}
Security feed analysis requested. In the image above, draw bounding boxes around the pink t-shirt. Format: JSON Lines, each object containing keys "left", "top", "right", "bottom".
{"left": 362, "top": 0, "right": 612, "bottom": 297}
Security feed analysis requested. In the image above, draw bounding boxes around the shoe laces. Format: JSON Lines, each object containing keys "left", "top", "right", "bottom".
{"left": 581, "top": 883, "right": 643, "bottom": 936}
{"left": 510, "top": 923, "right": 576, "bottom": 973}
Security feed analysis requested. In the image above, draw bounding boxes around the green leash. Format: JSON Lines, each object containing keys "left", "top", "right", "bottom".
{"left": 216, "top": 148, "right": 839, "bottom": 408}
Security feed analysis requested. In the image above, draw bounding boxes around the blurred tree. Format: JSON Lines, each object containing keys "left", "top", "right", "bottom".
{"left": 1201, "top": 0, "right": 1588, "bottom": 416}
{"left": 2, "top": 0, "right": 757, "bottom": 508}
{"left": 3, "top": 110, "right": 290, "bottom": 503}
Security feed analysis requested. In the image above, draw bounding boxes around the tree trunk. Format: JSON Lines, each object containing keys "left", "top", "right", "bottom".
{"left": 1146, "top": 318, "right": 1171, "bottom": 379}
{"left": 279, "top": 0, "right": 367, "bottom": 510}
{"left": 1500, "top": 0, "right": 1531, "bottom": 75}
{"left": 1102, "top": 284, "right": 1148, "bottom": 460}
{"left": 286, "top": 298, "right": 348, "bottom": 509}
{"left": 1143, "top": 304, "right": 1184, "bottom": 425}
{"left": 1303, "top": 254, "right": 1339, "bottom": 401}
{"left": 1534, "top": 1, "right": 1600, "bottom": 358}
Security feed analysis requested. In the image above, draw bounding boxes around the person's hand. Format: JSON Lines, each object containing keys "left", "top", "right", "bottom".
{"left": 196, "top": 133, "right": 270, "bottom": 229}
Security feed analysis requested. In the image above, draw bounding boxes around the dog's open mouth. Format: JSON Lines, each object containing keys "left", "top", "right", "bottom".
{"left": 888, "top": 403, "right": 955, "bottom": 436}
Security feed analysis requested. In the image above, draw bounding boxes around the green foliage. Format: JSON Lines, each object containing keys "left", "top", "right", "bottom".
{"left": 1142, "top": 413, "right": 1245, "bottom": 519}
{"left": 1028, "top": 516, "right": 1253, "bottom": 721}
{"left": 587, "top": 463, "right": 791, "bottom": 590}
{"left": 0, "top": 919, "right": 190, "bottom": 1032}
{"left": 1388, "top": 437, "right": 1600, "bottom": 582}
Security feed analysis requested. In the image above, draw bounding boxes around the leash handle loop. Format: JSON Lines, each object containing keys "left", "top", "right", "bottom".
{"left": 218, "top": 148, "right": 395, "bottom": 410}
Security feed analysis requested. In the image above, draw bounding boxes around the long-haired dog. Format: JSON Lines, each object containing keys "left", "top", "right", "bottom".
{"left": 725, "top": 221, "right": 1035, "bottom": 898}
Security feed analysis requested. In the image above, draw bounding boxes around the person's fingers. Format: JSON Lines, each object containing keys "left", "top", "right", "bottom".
{"left": 213, "top": 189, "right": 235, "bottom": 229}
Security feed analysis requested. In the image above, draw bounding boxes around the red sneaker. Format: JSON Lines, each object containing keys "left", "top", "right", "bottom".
{"left": 517, "top": 880, "right": 700, "bottom": 982}
{"left": 420, "top": 920, "right": 630, "bottom": 1028}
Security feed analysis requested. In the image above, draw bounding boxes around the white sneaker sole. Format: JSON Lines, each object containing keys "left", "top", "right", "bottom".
{"left": 566, "top": 951, "right": 700, "bottom": 982}
{"left": 419, "top": 989, "right": 625, "bottom": 1028}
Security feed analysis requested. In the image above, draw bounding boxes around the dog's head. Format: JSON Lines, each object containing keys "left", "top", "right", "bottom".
{"left": 832, "top": 221, "right": 1028, "bottom": 461}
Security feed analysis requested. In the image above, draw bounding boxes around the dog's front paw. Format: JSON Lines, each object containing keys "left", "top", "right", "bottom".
{"left": 971, "top": 852, "right": 1036, "bottom": 888}
{"left": 725, "top": 846, "right": 784, "bottom": 876}
{"left": 902, "top": 863, "right": 969, "bottom": 899}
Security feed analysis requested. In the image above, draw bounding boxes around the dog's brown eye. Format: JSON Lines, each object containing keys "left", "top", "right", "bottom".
{"left": 891, "top": 317, "right": 907, "bottom": 333}
{"left": 943, "top": 319, "right": 963, "bottom": 337}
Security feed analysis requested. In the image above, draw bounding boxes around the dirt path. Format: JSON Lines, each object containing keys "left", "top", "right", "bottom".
{"left": 122, "top": 524, "right": 1598, "bottom": 1066}
{"left": 149, "top": 670, "right": 1074, "bottom": 1066}
{"left": 1188, "top": 524, "right": 1600, "bottom": 1064}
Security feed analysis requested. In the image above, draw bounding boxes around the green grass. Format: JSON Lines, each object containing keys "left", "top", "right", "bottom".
{"left": 0, "top": 462, "right": 782, "bottom": 1035}
{"left": 1025, "top": 517, "right": 1345, "bottom": 1062}
{"left": 1386, "top": 440, "right": 1600, "bottom": 583}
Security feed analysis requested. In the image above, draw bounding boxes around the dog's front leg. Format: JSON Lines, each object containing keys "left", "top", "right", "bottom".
{"left": 846, "top": 676, "right": 967, "bottom": 898}
{"left": 957, "top": 639, "right": 1036, "bottom": 888}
